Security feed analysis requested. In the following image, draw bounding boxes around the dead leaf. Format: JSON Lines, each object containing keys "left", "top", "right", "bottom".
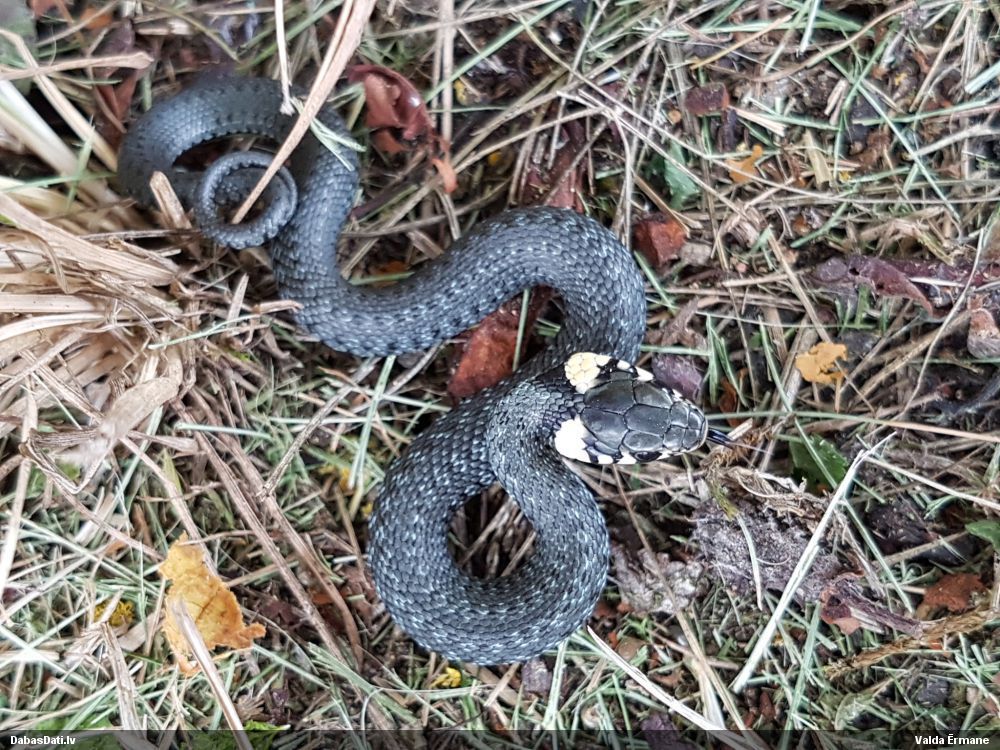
{"left": 611, "top": 545, "right": 702, "bottom": 615}
{"left": 726, "top": 144, "right": 763, "bottom": 184}
{"left": 80, "top": 5, "right": 113, "bottom": 29}
{"left": 650, "top": 354, "right": 703, "bottom": 402}
{"left": 431, "top": 154, "right": 458, "bottom": 194}
{"left": 968, "top": 306, "right": 1000, "bottom": 359}
{"left": 633, "top": 213, "right": 687, "bottom": 267}
{"left": 338, "top": 565, "right": 377, "bottom": 630}
{"left": 371, "top": 128, "right": 407, "bottom": 155}
{"left": 160, "top": 533, "right": 266, "bottom": 674}
{"left": 642, "top": 714, "right": 696, "bottom": 750}
{"left": 30, "top": 0, "right": 59, "bottom": 16}
{"left": 684, "top": 83, "right": 730, "bottom": 115}
{"left": 615, "top": 635, "right": 646, "bottom": 660}
{"left": 820, "top": 575, "right": 921, "bottom": 636}
{"left": 522, "top": 121, "right": 586, "bottom": 210}
{"left": 811, "top": 255, "right": 936, "bottom": 315}
{"left": 348, "top": 64, "right": 433, "bottom": 143}
{"left": 448, "top": 289, "right": 552, "bottom": 399}
{"left": 349, "top": 64, "right": 455, "bottom": 192}
{"left": 820, "top": 597, "right": 863, "bottom": 635}
{"left": 918, "top": 573, "right": 986, "bottom": 618}
{"left": 521, "top": 658, "right": 552, "bottom": 694}
{"left": 795, "top": 342, "right": 848, "bottom": 385}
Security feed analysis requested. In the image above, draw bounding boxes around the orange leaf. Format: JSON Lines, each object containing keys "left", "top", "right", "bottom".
{"left": 794, "top": 342, "right": 848, "bottom": 385}
{"left": 448, "top": 290, "right": 552, "bottom": 399}
{"left": 160, "top": 534, "right": 266, "bottom": 674}
{"left": 80, "top": 6, "right": 113, "bottom": 29}
{"left": 633, "top": 214, "right": 687, "bottom": 267}
{"left": 726, "top": 144, "right": 764, "bottom": 184}
{"left": 431, "top": 155, "right": 458, "bottom": 194}
{"left": 920, "top": 573, "right": 986, "bottom": 615}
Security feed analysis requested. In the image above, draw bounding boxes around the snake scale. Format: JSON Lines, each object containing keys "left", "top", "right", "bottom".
{"left": 118, "top": 76, "right": 711, "bottom": 664}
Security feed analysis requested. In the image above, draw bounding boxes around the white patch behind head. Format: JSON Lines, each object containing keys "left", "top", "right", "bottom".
{"left": 634, "top": 364, "right": 654, "bottom": 382}
{"left": 565, "top": 352, "right": 610, "bottom": 394}
{"left": 554, "top": 417, "right": 593, "bottom": 463}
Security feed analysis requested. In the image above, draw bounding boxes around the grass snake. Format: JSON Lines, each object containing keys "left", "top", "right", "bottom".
{"left": 118, "top": 77, "right": 712, "bottom": 664}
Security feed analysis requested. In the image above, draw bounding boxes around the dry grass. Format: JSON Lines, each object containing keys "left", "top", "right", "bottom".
{"left": 1, "top": 0, "right": 998, "bottom": 742}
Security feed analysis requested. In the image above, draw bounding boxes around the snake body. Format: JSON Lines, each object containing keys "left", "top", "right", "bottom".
{"left": 119, "top": 77, "right": 685, "bottom": 663}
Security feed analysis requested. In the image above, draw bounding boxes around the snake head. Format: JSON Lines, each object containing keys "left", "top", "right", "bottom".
{"left": 553, "top": 352, "right": 710, "bottom": 465}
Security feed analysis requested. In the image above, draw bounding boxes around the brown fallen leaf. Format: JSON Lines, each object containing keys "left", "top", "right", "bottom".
{"left": 160, "top": 533, "right": 266, "bottom": 674}
{"left": 820, "top": 575, "right": 921, "bottom": 636}
{"left": 684, "top": 83, "right": 730, "bottom": 115}
{"left": 633, "top": 213, "right": 687, "bottom": 268}
{"left": 812, "top": 255, "right": 936, "bottom": 315}
{"left": 819, "top": 595, "right": 863, "bottom": 635}
{"left": 430, "top": 154, "right": 458, "bottom": 194}
{"left": 520, "top": 658, "right": 552, "bottom": 695}
{"left": 726, "top": 144, "right": 764, "bottom": 184}
{"left": 795, "top": 342, "right": 848, "bottom": 385}
{"left": 348, "top": 64, "right": 455, "bottom": 192}
{"left": 80, "top": 5, "right": 113, "bottom": 29}
{"left": 917, "top": 573, "right": 987, "bottom": 618}
{"left": 611, "top": 545, "right": 703, "bottom": 616}
{"left": 967, "top": 305, "right": 1000, "bottom": 360}
{"left": 448, "top": 289, "right": 553, "bottom": 399}
{"left": 348, "top": 64, "right": 432, "bottom": 142}
{"left": 30, "top": 0, "right": 59, "bottom": 17}
{"left": 650, "top": 354, "right": 703, "bottom": 402}
{"left": 642, "top": 714, "right": 697, "bottom": 750}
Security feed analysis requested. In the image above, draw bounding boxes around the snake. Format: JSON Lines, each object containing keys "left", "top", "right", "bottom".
{"left": 118, "top": 76, "right": 720, "bottom": 664}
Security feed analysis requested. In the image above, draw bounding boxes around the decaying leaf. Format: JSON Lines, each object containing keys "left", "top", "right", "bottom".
{"left": 917, "top": 573, "right": 986, "bottom": 618}
{"left": 642, "top": 714, "right": 695, "bottom": 750}
{"left": 611, "top": 545, "right": 702, "bottom": 615}
{"left": 348, "top": 64, "right": 432, "bottom": 142}
{"left": 522, "top": 121, "right": 586, "bottom": 210}
{"left": 633, "top": 213, "right": 687, "bottom": 267}
{"left": 348, "top": 64, "right": 456, "bottom": 192}
{"left": 726, "top": 144, "right": 764, "bottom": 184}
{"left": 967, "top": 306, "right": 1000, "bottom": 359}
{"left": 684, "top": 83, "right": 730, "bottom": 115}
{"left": 447, "top": 289, "right": 552, "bottom": 399}
{"left": 650, "top": 354, "right": 703, "bottom": 402}
{"left": 811, "top": 255, "right": 936, "bottom": 314}
{"left": 795, "top": 342, "right": 848, "bottom": 385}
{"left": 160, "top": 533, "right": 266, "bottom": 674}
{"left": 820, "top": 576, "right": 921, "bottom": 636}
{"left": 521, "top": 658, "right": 552, "bottom": 694}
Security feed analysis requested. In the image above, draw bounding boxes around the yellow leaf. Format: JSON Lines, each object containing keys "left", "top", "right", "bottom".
{"left": 160, "top": 533, "right": 266, "bottom": 673}
{"left": 430, "top": 667, "right": 462, "bottom": 688}
{"left": 795, "top": 342, "right": 848, "bottom": 385}
{"left": 94, "top": 599, "right": 134, "bottom": 628}
{"left": 726, "top": 144, "right": 764, "bottom": 184}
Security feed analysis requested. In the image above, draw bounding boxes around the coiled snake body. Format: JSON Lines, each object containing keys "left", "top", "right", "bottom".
{"left": 119, "top": 77, "right": 710, "bottom": 664}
